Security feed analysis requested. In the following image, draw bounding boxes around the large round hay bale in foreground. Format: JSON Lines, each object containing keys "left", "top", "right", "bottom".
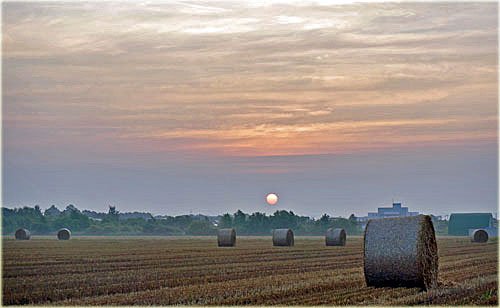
{"left": 15, "top": 228, "right": 30, "bottom": 240}
{"left": 57, "top": 228, "right": 71, "bottom": 240}
{"left": 325, "top": 228, "right": 346, "bottom": 246}
{"left": 273, "top": 228, "right": 294, "bottom": 246}
{"left": 364, "top": 215, "right": 438, "bottom": 290}
{"left": 471, "top": 229, "right": 488, "bottom": 243}
{"left": 217, "top": 228, "right": 236, "bottom": 247}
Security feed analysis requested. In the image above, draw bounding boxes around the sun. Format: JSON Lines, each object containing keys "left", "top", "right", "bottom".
{"left": 266, "top": 193, "right": 279, "bottom": 205}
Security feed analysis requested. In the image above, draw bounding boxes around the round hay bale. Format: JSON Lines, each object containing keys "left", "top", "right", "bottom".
{"left": 15, "top": 228, "right": 30, "bottom": 240}
{"left": 57, "top": 228, "right": 71, "bottom": 240}
{"left": 363, "top": 215, "right": 438, "bottom": 290}
{"left": 273, "top": 228, "right": 294, "bottom": 246}
{"left": 217, "top": 228, "right": 236, "bottom": 247}
{"left": 325, "top": 228, "right": 346, "bottom": 246}
{"left": 471, "top": 229, "right": 488, "bottom": 243}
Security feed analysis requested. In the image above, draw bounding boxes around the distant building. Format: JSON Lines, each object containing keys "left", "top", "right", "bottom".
{"left": 357, "top": 202, "right": 419, "bottom": 223}
{"left": 448, "top": 213, "right": 494, "bottom": 236}
{"left": 370, "top": 202, "right": 419, "bottom": 218}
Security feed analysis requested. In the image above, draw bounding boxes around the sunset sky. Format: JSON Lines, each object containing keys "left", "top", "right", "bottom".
{"left": 3, "top": 1, "right": 498, "bottom": 217}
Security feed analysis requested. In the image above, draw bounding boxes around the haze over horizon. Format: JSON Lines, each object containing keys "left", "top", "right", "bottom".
{"left": 3, "top": 1, "right": 498, "bottom": 218}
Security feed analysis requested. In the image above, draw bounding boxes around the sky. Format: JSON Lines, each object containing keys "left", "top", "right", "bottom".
{"left": 2, "top": 1, "right": 498, "bottom": 218}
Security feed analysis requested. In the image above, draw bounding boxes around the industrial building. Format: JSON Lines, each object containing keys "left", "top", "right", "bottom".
{"left": 357, "top": 202, "right": 419, "bottom": 223}
{"left": 448, "top": 213, "right": 496, "bottom": 236}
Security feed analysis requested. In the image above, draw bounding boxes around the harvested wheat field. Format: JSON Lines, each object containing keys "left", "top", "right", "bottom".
{"left": 2, "top": 236, "right": 497, "bottom": 305}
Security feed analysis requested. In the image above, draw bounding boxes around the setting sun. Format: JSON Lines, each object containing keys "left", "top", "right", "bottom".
{"left": 266, "top": 193, "right": 279, "bottom": 205}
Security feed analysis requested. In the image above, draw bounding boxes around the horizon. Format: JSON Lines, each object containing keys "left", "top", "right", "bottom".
{"left": 3, "top": 1, "right": 498, "bottom": 218}
{"left": 4, "top": 201, "right": 497, "bottom": 220}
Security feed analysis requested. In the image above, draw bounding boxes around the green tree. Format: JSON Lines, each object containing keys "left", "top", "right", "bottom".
{"left": 187, "top": 220, "right": 216, "bottom": 235}
{"left": 233, "top": 210, "right": 246, "bottom": 226}
{"left": 319, "top": 214, "right": 330, "bottom": 226}
{"left": 246, "top": 212, "right": 270, "bottom": 235}
{"left": 219, "top": 213, "right": 233, "bottom": 228}
{"left": 327, "top": 217, "right": 362, "bottom": 235}
{"left": 103, "top": 205, "right": 119, "bottom": 223}
{"left": 271, "top": 210, "right": 298, "bottom": 229}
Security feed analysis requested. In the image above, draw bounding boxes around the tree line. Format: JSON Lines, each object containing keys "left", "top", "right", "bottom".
{"left": 2, "top": 205, "right": 363, "bottom": 236}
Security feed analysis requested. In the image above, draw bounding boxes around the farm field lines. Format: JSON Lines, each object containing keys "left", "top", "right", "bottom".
{"left": 2, "top": 236, "right": 498, "bottom": 305}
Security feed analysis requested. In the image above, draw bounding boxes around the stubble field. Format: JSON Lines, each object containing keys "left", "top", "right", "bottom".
{"left": 2, "top": 236, "right": 498, "bottom": 305}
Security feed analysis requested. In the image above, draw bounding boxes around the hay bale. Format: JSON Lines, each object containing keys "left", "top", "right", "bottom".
{"left": 363, "top": 215, "right": 438, "bottom": 290}
{"left": 57, "top": 228, "right": 71, "bottom": 240}
{"left": 15, "top": 228, "right": 30, "bottom": 240}
{"left": 325, "top": 228, "right": 346, "bottom": 246}
{"left": 217, "top": 228, "right": 236, "bottom": 247}
{"left": 273, "top": 228, "right": 294, "bottom": 246}
{"left": 471, "top": 229, "right": 488, "bottom": 243}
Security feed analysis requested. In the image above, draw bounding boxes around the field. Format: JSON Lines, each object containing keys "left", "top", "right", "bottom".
{"left": 2, "top": 236, "right": 498, "bottom": 305}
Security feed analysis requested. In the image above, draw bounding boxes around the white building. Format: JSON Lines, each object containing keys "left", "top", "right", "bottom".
{"left": 357, "top": 202, "right": 419, "bottom": 224}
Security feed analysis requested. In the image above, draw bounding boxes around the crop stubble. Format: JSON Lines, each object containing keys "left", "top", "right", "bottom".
{"left": 2, "top": 236, "right": 497, "bottom": 305}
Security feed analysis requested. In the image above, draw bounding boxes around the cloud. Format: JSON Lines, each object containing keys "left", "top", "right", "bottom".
{"left": 2, "top": 1, "right": 497, "bottom": 162}
{"left": 275, "top": 15, "right": 305, "bottom": 24}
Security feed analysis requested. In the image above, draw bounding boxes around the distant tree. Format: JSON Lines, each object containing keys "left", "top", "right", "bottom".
{"left": 51, "top": 206, "right": 91, "bottom": 231}
{"left": 1, "top": 205, "right": 364, "bottom": 236}
{"left": 44, "top": 205, "right": 61, "bottom": 217}
{"left": 108, "top": 205, "right": 118, "bottom": 216}
{"left": 187, "top": 220, "right": 216, "bottom": 235}
{"left": 348, "top": 214, "right": 357, "bottom": 222}
{"left": 327, "top": 217, "right": 362, "bottom": 235}
{"left": 319, "top": 214, "right": 330, "bottom": 225}
{"left": 233, "top": 210, "right": 247, "bottom": 229}
{"left": 103, "top": 205, "right": 119, "bottom": 223}
{"left": 219, "top": 213, "right": 233, "bottom": 228}
{"left": 311, "top": 213, "right": 330, "bottom": 233}
{"left": 64, "top": 204, "right": 80, "bottom": 213}
{"left": 166, "top": 215, "right": 193, "bottom": 229}
{"left": 247, "top": 212, "right": 271, "bottom": 235}
{"left": 271, "top": 210, "right": 298, "bottom": 229}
